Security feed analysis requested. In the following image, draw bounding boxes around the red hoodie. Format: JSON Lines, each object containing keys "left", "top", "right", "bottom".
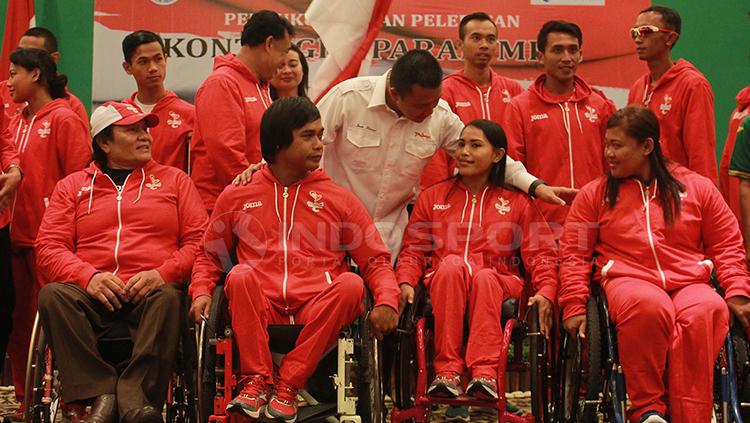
{"left": 503, "top": 75, "right": 616, "bottom": 234}
{"left": 420, "top": 70, "right": 524, "bottom": 190}
{"left": 191, "top": 54, "right": 272, "bottom": 211}
{"left": 628, "top": 59, "right": 717, "bottom": 184}
{"left": 8, "top": 99, "right": 90, "bottom": 247}
{"left": 396, "top": 179, "right": 558, "bottom": 302}
{"left": 558, "top": 166, "right": 750, "bottom": 320}
{"left": 190, "top": 165, "right": 400, "bottom": 313}
{"left": 35, "top": 161, "right": 208, "bottom": 288}
{"left": 123, "top": 91, "right": 194, "bottom": 173}
{"left": 719, "top": 86, "right": 750, "bottom": 220}
{"left": 1, "top": 83, "right": 88, "bottom": 131}
{"left": 0, "top": 111, "right": 20, "bottom": 227}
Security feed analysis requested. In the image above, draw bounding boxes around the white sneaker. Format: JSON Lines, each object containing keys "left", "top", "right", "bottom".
{"left": 640, "top": 414, "right": 667, "bottom": 423}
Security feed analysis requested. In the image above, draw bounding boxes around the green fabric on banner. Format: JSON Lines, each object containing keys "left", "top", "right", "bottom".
{"left": 0, "top": 0, "right": 8, "bottom": 57}
{"left": 34, "top": 0, "right": 95, "bottom": 114}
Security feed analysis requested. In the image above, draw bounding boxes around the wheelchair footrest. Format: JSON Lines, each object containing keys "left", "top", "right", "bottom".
{"left": 251, "top": 403, "right": 337, "bottom": 422}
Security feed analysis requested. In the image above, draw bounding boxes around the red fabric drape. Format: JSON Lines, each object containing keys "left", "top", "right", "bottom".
{"left": 1, "top": 0, "right": 35, "bottom": 81}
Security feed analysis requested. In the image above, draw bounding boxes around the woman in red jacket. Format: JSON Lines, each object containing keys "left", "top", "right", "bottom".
{"left": 559, "top": 106, "right": 750, "bottom": 423}
{"left": 5, "top": 47, "right": 90, "bottom": 412}
{"left": 396, "top": 119, "right": 558, "bottom": 401}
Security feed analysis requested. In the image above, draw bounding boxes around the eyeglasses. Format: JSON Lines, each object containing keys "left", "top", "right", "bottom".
{"left": 629, "top": 25, "right": 679, "bottom": 39}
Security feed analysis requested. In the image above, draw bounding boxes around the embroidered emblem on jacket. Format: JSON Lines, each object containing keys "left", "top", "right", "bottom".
{"left": 125, "top": 104, "right": 140, "bottom": 114}
{"left": 660, "top": 94, "right": 672, "bottom": 115}
{"left": 495, "top": 196, "right": 511, "bottom": 215}
{"left": 243, "top": 200, "right": 263, "bottom": 210}
{"left": 584, "top": 105, "right": 599, "bottom": 123}
{"left": 167, "top": 111, "right": 182, "bottom": 128}
{"left": 433, "top": 203, "right": 451, "bottom": 210}
{"left": 245, "top": 97, "right": 257, "bottom": 103}
{"left": 530, "top": 113, "right": 549, "bottom": 122}
{"left": 502, "top": 89, "right": 512, "bottom": 103}
{"left": 146, "top": 174, "right": 162, "bottom": 190}
{"left": 414, "top": 131, "right": 432, "bottom": 140}
{"left": 307, "top": 191, "right": 325, "bottom": 212}
{"left": 37, "top": 121, "right": 51, "bottom": 139}
{"left": 455, "top": 101, "right": 471, "bottom": 107}
{"left": 77, "top": 185, "right": 91, "bottom": 197}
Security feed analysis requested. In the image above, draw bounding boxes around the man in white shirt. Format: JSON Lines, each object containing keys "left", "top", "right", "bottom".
{"left": 317, "top": 49, "right": 568, "bottom": 255}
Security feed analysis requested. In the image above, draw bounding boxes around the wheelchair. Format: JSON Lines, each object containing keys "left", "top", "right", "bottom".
{"left": 24, "top": 304, "right": 198, "bottom": 423}
{"left": 557, "top": 283, "right": 750, "bottom": 423}
{"left": 197, "top": 284, "right": 385, "bottom": 423}
{"left": 390, "top": 283, "right": 555, "bottom": 423}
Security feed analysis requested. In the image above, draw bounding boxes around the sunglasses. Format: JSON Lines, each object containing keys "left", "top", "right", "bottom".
{"left": 629, "top": 25, "right": 679, "bottom": 39}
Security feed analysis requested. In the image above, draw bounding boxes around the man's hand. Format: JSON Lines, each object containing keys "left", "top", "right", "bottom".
{"left": 190, "top": 295, "right": 212, "bottom": 323}
{"left": 563, "top": 315, "right": 587, "bottom": 339}
{"left": 124, "top": 270, "right": 165, "bottom": 304}
{"left": 368, "top": 305, "right": 398, "bottom": 340}
{"left": 232, "top": 162, "right": 262, "bottom": 186}
{"left": 528, "top": 294, "right": 553, "bottom": 339}
{"left": 535, "top": 184, "right": 578, "bottom": 206}
{"left": 87, "top": 272, "right": 127, "bottom": 312}
{"left": 727, "top": 296, "right": 750, "bottom": 329}
{"left": 0, "top": 167, "right": 22, "bottom": 213}
{"left": 398, "top": 283, "right": 414, "bottom": 315}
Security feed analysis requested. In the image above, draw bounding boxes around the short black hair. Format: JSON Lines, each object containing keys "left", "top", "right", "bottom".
{"left": 261, "top": 97, "right": 320, "bottom": 164}
{"left": 537, "top": 20, "right": 583, "bottom": 52}
{"left": 641, "top": 5, "right": 682, "bottom": 34}
{"left": 241, "top": 10, "right": 294, "bottom": 47}
{"left": 22, "top": 27, "right": 58, "bottom": 53}
{"left": 458, "top": 12, "right": 496, "bottom": 40}
{"left": 390, "top": 50, "right": 443, "bottom": 96}
{"left": 10, "top": 48, "right": 68, "bottom": 99}
{"left": 122, "top": 30, "right": 166, "bottom": 63}
{"left": 92, "top": 126, "right": 114, "bottom": 168}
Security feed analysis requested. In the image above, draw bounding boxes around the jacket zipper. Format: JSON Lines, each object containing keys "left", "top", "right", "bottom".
{"left": 104, "top": 174, "right": 131, "bottom": 276}
{"left": 642, "top": 184, "right": 667, "bottom": 288}
{"left": 565, "top": 102, "right": 575, "bottom": 188}
{"left": 484, "top": 87, "right": 492, "bottom": 120}
{"left": 281, "top": 186, "right": 290, "bottom": 312}
{"left": 463, "top": 194, "right": 477, "bottom": 275}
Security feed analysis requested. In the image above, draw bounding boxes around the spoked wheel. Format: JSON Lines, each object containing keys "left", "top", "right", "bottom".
{"left": 197, "top": 287, "right": 229, "bottom": 423}
{"left": 355, "top": 294, "right": 385, "bottom": 423}
{"left": 393, "top": 286, "right": 423, "bottom": 423}
{"left": 731, "top": 325, "right": 750, "bottom": 422}
{"left": 25, "top": 315, "right": 61, "bottom": 423}
{"left": 558, "top": 296, "right": 604, "bottom": 423}
{"left": 528, "top": 304, "right": 552, "bottom": 423}
{"left": 167, "top": 322, "right": 198, "bottom": 423}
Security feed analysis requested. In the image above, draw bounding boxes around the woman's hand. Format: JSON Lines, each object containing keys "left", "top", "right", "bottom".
{"left": 399, "top": 283, "right": 415, "bottom": 315}
{"left": 563, "top": 315, "right": 587, "bottom": 339}
{"left": 528, "top": 294, "right": 553, "bottom": 339}
{"left": 232, "top": 162, "right": 262, "bottom": 185}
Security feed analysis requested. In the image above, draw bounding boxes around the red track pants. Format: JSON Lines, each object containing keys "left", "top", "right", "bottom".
{"left": 428, "top": 255, "right": 523, "bottom": 379}
{"left": 224, "top": 269, "right": 364, "bottom": 389}
{"left": 8, "top": 247, "right": 42, "bottom": 402}
{"left": 605, "top": 279, "right": 728, "bottom": 423}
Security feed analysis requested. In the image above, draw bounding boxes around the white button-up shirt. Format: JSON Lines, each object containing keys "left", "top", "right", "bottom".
{"left": 317, "top": 72, "right": 536, "bottom": 255}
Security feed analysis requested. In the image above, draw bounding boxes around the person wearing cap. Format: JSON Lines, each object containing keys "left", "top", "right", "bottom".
{"left": 4, "top": 47, "right": 90, "bottom": 416}
{"left": 34, "top": 101, "right": 208, "bottom": 423}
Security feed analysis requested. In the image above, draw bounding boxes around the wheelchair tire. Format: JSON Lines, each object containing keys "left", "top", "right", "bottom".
{"left": 529, "top": 305, "right": 551, "bottom": 423}
{"left": 581, "top": 295, "right": 604, "bottom": 423}
{"left": 26, "top": 324, "right": 60, "bottom": 423}
{"left": 558, "top": 330, "right": 581, "bottom": 423}
{"left": 355, "top": 294, "right": 385, "bottom": 423}
{"left": 167, "top": 320, "right": 199, "bottom": 423}
{"left": 198, "top": 287, "right": 229, "bottom": 423}
{"left": 731, "top": 326, "right": 750, "bottom": 422}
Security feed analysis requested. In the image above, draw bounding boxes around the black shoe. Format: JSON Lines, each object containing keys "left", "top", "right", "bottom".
{"left": 85, "top": 395, "right": 116, "bottom": 423}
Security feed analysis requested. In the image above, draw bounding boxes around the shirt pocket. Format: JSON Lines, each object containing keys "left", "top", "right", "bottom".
{"left": 346, "top": 126, "right": 381, "bottom": 149}
{"left": 404, "top": 137, "right": 438, "bottom": 160}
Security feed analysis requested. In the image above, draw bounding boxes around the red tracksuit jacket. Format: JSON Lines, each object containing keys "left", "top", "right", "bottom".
{"left": 395, "top": 179, "right": 558, "bottom": 302}
{"left": 558, "top": 165, "right": 750, "bottom": 320}
{"left": 191, "top": 54, "right": 272, "bottom": 211}
{"left": 0, "top": 112, "right": 19, "bottom": 227}
{"left": 8, "top": 99, "right": 90, "bottom": 248}
{"left": 190, "top": 165, "right": 400, "bottom": 313}
{"left": 503, "top": 75, "right": 615, "bottom": 232}
{"left": 420, "top": 70, "right": 524, "bottom": 191}
{"left": 1, "top": 83, "right": 88, "bottom": 131}
{"left": 720, "top": 86, "right": 750, "bottom": 220}
{"left": 124, "top": 91, "right": 194, "bottom": 174}
{"left": 35, "top": 161, "right": 208, "bottom": 288}
{"left": 628, "top": 59, "right": 717, "bottom": 184}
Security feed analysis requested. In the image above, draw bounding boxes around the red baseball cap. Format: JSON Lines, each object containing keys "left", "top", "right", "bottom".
{"left": 90, "top": 101, "right": 159, "bottom": 138}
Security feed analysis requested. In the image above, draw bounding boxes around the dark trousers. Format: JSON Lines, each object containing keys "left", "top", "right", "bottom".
{"left": 0, "top": 225, "right": 13, "bottom": 364}
{"left": 37, "top": 282, "right": 183, "bottom": 417}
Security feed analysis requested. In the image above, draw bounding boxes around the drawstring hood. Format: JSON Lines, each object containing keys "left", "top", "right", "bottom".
{"left": 133, "top": 168, "right": 146, "bottom": 204}
{"left": 87, "top": 170, "right": 97, "bottom": 214}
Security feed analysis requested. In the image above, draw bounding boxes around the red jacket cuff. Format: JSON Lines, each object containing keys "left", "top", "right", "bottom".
{"left": 536, "top": 284, "right": 557, "bottom": 304}
{"left": 562, "top": 303, "right": 587, "bottom": 321}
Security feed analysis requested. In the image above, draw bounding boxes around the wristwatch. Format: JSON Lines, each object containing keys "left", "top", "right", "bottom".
{"left": 4, "top": 163, "right": 22, "bottom": 177}
{"left": 528, "top": 179, "right": 546, "bottom": 198}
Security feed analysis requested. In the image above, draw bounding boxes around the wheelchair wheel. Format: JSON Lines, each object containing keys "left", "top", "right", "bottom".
{"left": 355, "top": 294, "right": 385, "bottom": 423}
{"left": 393, "top": 285, "right": 422, "bottom": 422}
{"left": 168, "top": 320, "right": 198, "bottom": 423}
{"left": 197, "top": 287, "right": 229, "bottom": 423}
{"left": 731, "top": 325, "right": 750, "bottom": 422}
{"left": 24, "top": 315, "right": 61, "bottom": 423}
{"left": 528, "top": 304, "right": 551, "bottom": 423}
{"left": 558, "top": 296, "right": 604, "bottom": 423}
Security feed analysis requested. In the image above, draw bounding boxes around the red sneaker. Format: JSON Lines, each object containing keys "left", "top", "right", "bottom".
{"left": 264, "top": 379, "right": 298, "bottom": 423}
{"left": 225, "top": 375, "right": 269, "bottom": 419}
{"left": 427, "top": 372, "right": 462, "bottom": 398}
